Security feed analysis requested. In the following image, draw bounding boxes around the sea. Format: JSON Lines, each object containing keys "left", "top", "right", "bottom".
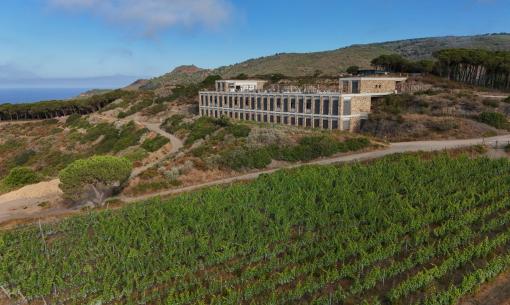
{"left": 0, "top": 88, "right": 91, "bottom": 104}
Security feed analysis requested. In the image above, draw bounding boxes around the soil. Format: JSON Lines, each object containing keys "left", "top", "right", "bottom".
{"left": 458, "top": 271, "right": 510, "bottom": 305}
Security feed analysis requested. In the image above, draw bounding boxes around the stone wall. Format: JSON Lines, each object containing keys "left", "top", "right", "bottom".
{"left": 360, "top": 79, "right": 398, "bottom": 94}
{"left": 351, "top": 96, "right": 372, "bottom": 114}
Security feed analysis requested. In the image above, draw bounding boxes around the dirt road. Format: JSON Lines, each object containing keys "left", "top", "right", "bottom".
{"left": 2, "top": 134, "right": 510, "bottom": 226}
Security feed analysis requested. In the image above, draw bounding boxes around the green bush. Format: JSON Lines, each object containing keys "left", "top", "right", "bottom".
{"left": 118, "top": 100, "right": 153, "bottom": 119}
{"left": 186, "top": 117, "right": 228, "bottom": 145}
{"left": 504, "top": 96, "right": 510, "bottom": 104}
{"left": 12, "top": 149, "right": 36, "bottom": 166}
{"left": 227, "top": 124, "right": 251, "bottom": 138}
{"left": 276, "top": 136, "right": 370, "bottom": 162}
{"left": 84, "top": 121, "right": 146, "bottom": 154}
{"left": 161, "top": 114, "right": 186, "bottom": 134}
{"left": 220, "top": 147, "right": 272, "bottom": 171}
{"left": 59, "top": 156, "right": 132, "bottom": 206}
{"left": 2, "top": 167, "right": 41, "bottom": 189}
{"left": 478, "top": 112, "right": 508, "bottom": 129}
{"left": 142, "top": 135, "right": 170, "bottom": 152}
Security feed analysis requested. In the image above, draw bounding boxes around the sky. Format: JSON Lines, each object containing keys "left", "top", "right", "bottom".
{"left": 0, "top": 0, "right": 509, "bottom": 88}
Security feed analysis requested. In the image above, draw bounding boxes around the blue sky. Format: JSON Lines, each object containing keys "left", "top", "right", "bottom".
{"left": 0, "top": 0, "right": 509, "bottom": 88}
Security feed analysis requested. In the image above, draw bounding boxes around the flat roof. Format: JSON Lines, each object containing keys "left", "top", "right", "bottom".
{"left": 217, "top": 80, "right": 267, "bottom": 83}
{"left": 339, "top": 77, "right": 407, "bottom": 81}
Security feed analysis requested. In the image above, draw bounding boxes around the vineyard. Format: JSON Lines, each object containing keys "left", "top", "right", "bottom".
{"left": 2, "top": 155, "right": 510, "bottom": 304}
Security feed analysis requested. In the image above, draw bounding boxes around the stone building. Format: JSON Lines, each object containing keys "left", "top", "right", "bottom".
{"left": 199, "top": 77, "right": 406, "bottom": 131}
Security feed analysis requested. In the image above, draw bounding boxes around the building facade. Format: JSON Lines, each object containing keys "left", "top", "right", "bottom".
{"left": 199, "top": 78, "right": 406, "bottom": 131}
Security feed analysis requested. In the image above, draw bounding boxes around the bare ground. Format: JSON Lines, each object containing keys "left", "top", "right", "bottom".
{"left": 458, "top": 271, "right": 510, "bottom": 305}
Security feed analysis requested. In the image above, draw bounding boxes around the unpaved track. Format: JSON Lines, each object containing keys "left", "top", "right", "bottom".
{"left": 119, "top": 134, "right": 510, "bottom": 203}
{"left": 2, "top": 134, "right": 510, "bottom": 226}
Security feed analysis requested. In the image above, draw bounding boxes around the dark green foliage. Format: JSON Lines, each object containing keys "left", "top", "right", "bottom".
{"left": 143, "top": 103, "right": 167, "bottom": 116}
{"left": 226, "top": 124, "right": 251, "bottom": 138}
{"left": 434, "top": 49, "right": 510, "bottom": 90}
{"left": 118, "top": 100, "right": 153, "bottom": 118}
{"left": 346, "top": 66, "right": 360, "bottom": 75}
{"left": 185, "top": 117, "right": 228, "bottom": 145}
{"left": 235, "top": 73, "right": 249, "bottom": 80}
{"left": 65, "top": 114, "right": 91, "bottom": 129}
{"left": 2, "top": 167, "right": 40, "bottom": 189}
{"left": 504, "top": 96, "right": 510, "bottom": 103}
{"left": 141, "top": 135, "right": 170, "bottom": 152}
{"left": 375, "top": 94, "right": 425, "bottom": 115}
{"left": 220, "top": 147, "right": 272, "bottom": 171}
{"left": 0, "top": 139, "right": 22, "bottom": 154}
{"left": 371, "top": 54, "right": 434, "bottom": 73}
{"left": 275, "top": 136, "right": 370, "bottom": 162}
{"left": 478, "top": 112, "right": 508, "bottom": 129}
{"left": 0, "top": 90, "right": 130, "bottom": 121}
{"left": 83, "top": 121, "right": 146, "bottom": 154}
{"left": 161, "top": 115, "right": 186, "bottom": 134}
{"left": 59, "top": 156, "right": 132, "bottom": 204}
{"left": 12, "top": 150, "right": 36, "bottom": 166}
{"left": 201, "top": 75, "right": 222, "bottom": 89}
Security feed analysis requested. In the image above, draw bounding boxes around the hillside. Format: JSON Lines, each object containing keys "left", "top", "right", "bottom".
{"left": 141, "top": 33, "right": 510, "bottom": 89}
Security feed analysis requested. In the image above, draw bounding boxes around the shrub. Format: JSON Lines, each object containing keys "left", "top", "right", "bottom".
{"left": 59, "top": 156, "right": 132, "bottom": 207}
{"left": 483, "top": 99, "right": 500, "bottom": 108}
{"left": 142, "top": 135, "right": 170, "bottom": 152}
{"left": 346, "top": 66, "right": 359, "bottom": 75}
{"left": 275, "top": 136, "right": 370, "bottom": 162}
{"left": 504, "top": 96, "right": 510, "bottom": 104}
{"left": 220, "top": 147, "right": 272, "bottom": 171}
{"left": 478, "top": 112, "right": 508, "bottom": 129}
{"left": 185, "top": 117, "right": 228, "bottom": 145}
{"left": 227, "top": 124, "right": 251, "bottom": 138}
{"left": 161, "top": 115, "right": 186, "bottom": 134}
{"left": 12, "top": 149, "right": 36, "bottom": 166}
{"left": 2, "top": 167, "right": 40, "bottom": 189}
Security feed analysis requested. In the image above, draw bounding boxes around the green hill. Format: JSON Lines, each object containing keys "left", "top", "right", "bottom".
{"left": 140, "top": 33, "right": 510, "bottom": 88}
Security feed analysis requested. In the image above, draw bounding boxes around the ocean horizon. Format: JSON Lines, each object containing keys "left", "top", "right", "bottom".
{"left": 0, "top": 88, "right": 91, "bottom": 104}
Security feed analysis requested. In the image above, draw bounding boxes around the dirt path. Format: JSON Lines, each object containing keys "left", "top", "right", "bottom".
{"left": 0, "top": 180, "right": 63, "bottom": 223}
{"left": 119, "top": 134, "right": 510, "bottom": 203}
{"left": 2, "top": 134, "right": 510, "bottom": 226}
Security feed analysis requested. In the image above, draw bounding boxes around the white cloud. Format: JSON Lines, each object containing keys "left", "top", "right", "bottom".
{"left": 48, "top": 0, "right": 232, "bottom": 35}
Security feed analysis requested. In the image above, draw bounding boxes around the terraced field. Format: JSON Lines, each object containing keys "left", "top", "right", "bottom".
{"left": 2, "top": 154, "right": 510, "bottom": 304}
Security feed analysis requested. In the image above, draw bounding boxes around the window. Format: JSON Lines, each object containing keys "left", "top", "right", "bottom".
{"left": 343, "top": 98, "right": 352, "bottom": 116}
{"left": 332, "top": 98, "right": 339, "bottom": 115}
{"left": 323, "top": 98, "right": 330, "bottom": 115}
{"left": 314, "top": 98, "right": 320, "bottom": 114}
{"left": 343, "top": 119, "right": 351, "bottom": 131}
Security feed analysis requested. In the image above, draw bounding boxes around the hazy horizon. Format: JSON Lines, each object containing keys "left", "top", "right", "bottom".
{"left": 1, "top": 0, "right": 509, "bottom": 88}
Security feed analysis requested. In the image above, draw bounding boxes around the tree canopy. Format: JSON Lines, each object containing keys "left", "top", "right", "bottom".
{"left": 59, "top": 156, "right": 132, "bottom": 206}
{"left": 433, "top": 48, "right": 510, "bottom": 90}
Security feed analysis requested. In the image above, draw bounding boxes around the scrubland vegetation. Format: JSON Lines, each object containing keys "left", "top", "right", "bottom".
{"left": 2, "top": 155, "right": 510, "bottom": 304}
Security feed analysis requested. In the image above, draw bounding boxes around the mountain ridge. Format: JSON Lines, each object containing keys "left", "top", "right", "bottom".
{"left": 135, "top": 33, "right": 510, "bottom": 90}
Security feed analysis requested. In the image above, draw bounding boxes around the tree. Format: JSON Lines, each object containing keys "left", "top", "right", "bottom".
{"left": 59, "top": 156, "right": 132, "bottom": 207}
{"left": 2, "top": 167, "right": 40, "bottom": 189}
{"left": 433, "top": 49, "right": 510, "bottom": 90}
{"left": 346, "top": 66, "right": 360, "bottom": 75}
